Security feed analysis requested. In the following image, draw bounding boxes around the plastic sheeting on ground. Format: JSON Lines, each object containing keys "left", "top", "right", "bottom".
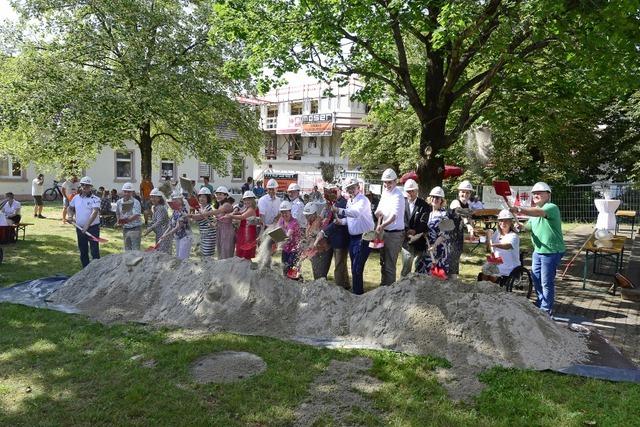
{"left": 0, "top": 276, "right": 77, "bottom": 314}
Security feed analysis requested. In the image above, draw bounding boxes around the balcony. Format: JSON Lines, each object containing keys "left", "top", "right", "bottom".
{"left": 265, "top": 146, "right": 277, "bottom": 160}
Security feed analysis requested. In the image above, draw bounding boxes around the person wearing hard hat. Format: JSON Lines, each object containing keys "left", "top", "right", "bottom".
{"left": 143, "top": 188, "right": 172, "bottom": 254}
{"left": 213, "top": 186, "right": 236, "bottom": 259}
{"left": 188, "top": 187, "right": 217, "bottom": 257}
{"left": 277, "top": 200, "right": 302, "bottom": 277}
{"left": 416, "top": 186, "right": 453, "bottom": 277}
{"left": 449, "top": 180, "right": 476, "bottom": 279}
{"left": 374, "top": 168, "right": 406, "bottom": 286}
{"left": 509, "top": 182, "right": 565, "bottom": 314}
{"left": 483, "top": 209, "right": 520, "bottom": 282}
{"left": 258, "top": 178, "right": 282, "bottom": 227}
{"left": 226, "top": 191, "right": 259, "bottom": 260}
{"left": 401, "top": 179, "right": 431, "bottom": 276}
{"left": 317, "top": 184, "right": 351, "bottom": 289}
{"left": 115, "top": 182, "right": 143, "bottom": 251}
{"left": 287, "top": 183, "right": 307, "bottom": 229}
{"left": 160, "top": 192, "right": 193, "bottom": 260}
{"left": 332, "top": 177, "right": 375, "bottom": 295}
{"left": 67, "top": 176, "right": 101, "bottom": 267}
{"left": 303, "top": 202, "right": 331, "bottom": 280}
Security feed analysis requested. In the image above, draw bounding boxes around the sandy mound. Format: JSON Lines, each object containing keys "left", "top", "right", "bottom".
{"left": 51, "top": 252, "right": 588, "bottom": 398}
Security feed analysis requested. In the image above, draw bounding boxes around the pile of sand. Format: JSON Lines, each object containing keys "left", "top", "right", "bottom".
{"left": 51, "top": 252, "right": 588, "bottom": 398}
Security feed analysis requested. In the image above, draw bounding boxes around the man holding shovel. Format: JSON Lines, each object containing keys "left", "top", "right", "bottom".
{"left": 116, "top": 182, "right": 143, "bottom": 251}
{"left": 375, "top": 168, "right": 405, "bottom": 286}
{"left": 509, "top": 182, "right": 565, "bottom": 314}
{"left": 68, "top": 176, "right": 101, "bottom": 268}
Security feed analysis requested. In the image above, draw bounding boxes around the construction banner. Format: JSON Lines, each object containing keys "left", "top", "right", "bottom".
{"left": 276, "top": 113, "right": 334, "bottom": 136}
{"left": 264, "top": 172, "right": 298, "bottom": 193}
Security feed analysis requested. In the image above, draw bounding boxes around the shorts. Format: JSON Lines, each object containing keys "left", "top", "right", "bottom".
{"left": 63, "top": 197, "right": 70, "bottom": 207}
{"left": 33, "top": 195, "right": 43, "bottom": 206}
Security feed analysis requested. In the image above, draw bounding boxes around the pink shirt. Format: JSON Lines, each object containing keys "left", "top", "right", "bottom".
{"left": 278, "top": 217, "right": 301, "bottom": 253}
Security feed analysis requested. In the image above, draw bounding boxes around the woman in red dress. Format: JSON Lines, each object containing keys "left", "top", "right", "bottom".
{"left": 226, "top": 191, "right": 259, "bottom": 259}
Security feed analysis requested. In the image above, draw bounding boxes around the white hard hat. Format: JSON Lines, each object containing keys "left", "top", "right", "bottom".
{"left": 303, "top": 202, "right": 318, "bottom": 216}
{"left": 79, "top": 176, "right": 93, "bottom": 186}
{"left": 342, "top": 177, "right": 358, "bottom": 191}
{"left": 243, "top": 190, "right": 256, "bottom": 199}
{"left": 497, "top": 209, "right": 515, "bottom": 220}
{"left": 324, "top": 183, "right": 337, "bottom": 191}
{"left": 404, "top": 179, "right": 419, "bottom": 191}
{"left": 429, "top": 186, "right": 445, "bottom": 198}
{"left": 381, "top": 168, "right": 397, "bottom": 181}
{"left": 287, "top": 183, "right": 301, "bottom": 192}
{"left": 279, "top": 200, "right": 292, "bottom": 211}
{"left": 198, "top": 187, "right": 212, "bottom": 195}
{"left": 215, "top": 186, "right": 229, "bottom": 195}
{"left": 170, "top": 191, "right": 183, "bottom": 200}
{"left": 121, "top": 182, "right": 134, "bottom": 192}
{"left": 149, "top": 188, "right": 164, "bottom": 197}
{"left": 531, "top": 182, "right": 552, "bottom": 193}
{"left": 266, "top": 178, "right": 278, "bottom": 189}
{"left": 458, "top": 180, "right": 474, "bottom": 191}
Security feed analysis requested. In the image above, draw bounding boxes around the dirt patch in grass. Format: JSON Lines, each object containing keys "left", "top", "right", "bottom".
{"left": 190, "top": 351, "right": 267, "bottom": 384}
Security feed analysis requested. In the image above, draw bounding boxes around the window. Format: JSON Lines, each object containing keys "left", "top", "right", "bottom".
{"left": 310, "top": 100, "right": 319, "bottom": 114}
{"left": 231, "top": 158, "right": 244, "bottom": 180}
{"left": 287, "top": 135, "right": 302, "bottom": 160}
{"left": 199, "top": 162, "right": 213, "bottom": 180}
{"left": 161, "top": 159, "right": 176, "bottom": 178}
{"left": 308, "top": 137, "right": 317, "bottom": 149}
{"left": 290, "top": 102, "right": 303, "bottom": 115}
{"left": 267, "top": 105, "right": 278, "bottom": 117}
{"left": 0, "top": 156, "right": 22, "bottom": 178}
{"left": 115, "top": 151, "right": 133, "bottom": 179}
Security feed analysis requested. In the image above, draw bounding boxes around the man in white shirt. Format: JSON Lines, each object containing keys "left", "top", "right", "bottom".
{"left": 116, "top": 182, "right": 143, "bottom": 251}
{"left": 374, "top": 169, "right": 406, "bottom": 286}
{"left": 258, "top": 178, "right": 282, "bottom": 227}
{"left": 68, "top": 176, "right": 101, "bottom": 268}
{"left": 332, "top": 178, "right": 374, "bottom": 295}
{"left": 61, "top": 175, "right": 79, "bottom": 224}
{"left": 32, "top": 174, "right": 46, "bottom": 218}
{"left": 287, "top": 183, "right": 307, "bottom": 229}
{"left": 1, "top": 192, "right": 22, "bottom": 224}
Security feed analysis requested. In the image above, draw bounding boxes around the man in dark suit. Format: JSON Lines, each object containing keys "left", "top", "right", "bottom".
{"left": 401, "top": 179, "right": 431, "bottom": 276}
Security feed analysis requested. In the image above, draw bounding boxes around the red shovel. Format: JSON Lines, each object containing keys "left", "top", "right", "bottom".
{"left": 73, "top": 222, "right": 108, "bottom": 243}
{"left": 492, "top": 180, "right": 512, "bottom": 207}
{"left": 430, "top": 266, "right": 447, "bottom": 280}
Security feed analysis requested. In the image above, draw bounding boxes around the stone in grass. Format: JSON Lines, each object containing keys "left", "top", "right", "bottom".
{"left": 190, "top": 351, "right": 266, "bottom": 384}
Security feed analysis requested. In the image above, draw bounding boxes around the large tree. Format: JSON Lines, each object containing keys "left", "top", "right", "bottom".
{"left": 212, "top": 0, "right": 640, "bottom": 191}
{"left": 0, "top": 0, "right": 262, "bottom": 178}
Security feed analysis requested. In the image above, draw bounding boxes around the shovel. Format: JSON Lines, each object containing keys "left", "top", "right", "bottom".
{"left": 427, "top": 235, "right": 447, "bottom": 280}
{"left": 72, "top": 222, "right": 108, "bottom": 243}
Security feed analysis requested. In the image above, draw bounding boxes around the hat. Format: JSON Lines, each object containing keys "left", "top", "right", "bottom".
{"left": 342, "top": 177, "right": 358, "bottom": 191}
{"left": 149, "top": 188, "right": 164, "bottom": 197}
{"left": 381, "top": 168, "right": 397, "bottom": 181}
{"left": 79, "top": 176, "right": 93, "bottom": 186}
{"left": 458, "top": 180, "right": 473, "bottom": 191}
{"left": 215, "top": 186, "right": 229, "bottom": 195}
{"left": 303, "top": 202, "right": 318, "bottom": 216}
{"left": 170, "top": 191, "right": 184, "bottom": 199}
{"left": 429, "top": 186, "right": 445, "bottom": 198}
{"left": 279, "top": 200, "right": 292, "bottom": 211}
{"left": 531, "top": 182, "right": 552, "bottom": 193}
{"left": 287, "top": 183, "right": 301, "bottom": 192}
{"left": 198, "top": 187, "right": 212, "bottom": 195}
{"left": 121, "top": 182, "right": 134, "bottom": 192}
{"left": 266, "top": 179, "right": 278, "bottom": 189}
{"left": 324, "top": 183, "right": 337, "bottom": 191}
{"left": 497, "top": 209, "right": 515, "bottom": 220}
{"left": 404, "top": 179, "right": 419, "bottom": 191}
{"left": 243, "top": 190, "right": 256, "bottom": 199}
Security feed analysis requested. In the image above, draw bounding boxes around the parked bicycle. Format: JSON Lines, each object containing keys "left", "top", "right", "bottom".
{"left": 43, "top": 180, "right": 64, "bottom": 202}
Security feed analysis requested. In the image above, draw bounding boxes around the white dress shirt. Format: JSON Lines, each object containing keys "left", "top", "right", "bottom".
{"left": 291, "top": 198, "right": 307, "bottom": 228}
{"left": 258, "top": 194, "right": 282, "bottom": 226}
{"left": 337, "top": 193, "right": 375, "bottom": 236}
{"left": 375, "top": 186, "right": 405, "bottom": 231}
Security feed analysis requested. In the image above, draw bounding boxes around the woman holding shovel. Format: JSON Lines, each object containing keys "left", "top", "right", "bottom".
{"left": 143, "top": 188, "right": 171, "bottom": 254}
{"left": 226, "top": 191, "right": 259, "bottom": 260}
{"left": 276, "top": 200, "right": 302, "bottom": 277}
{"left": 160, "top": 192, "right": 192, "bottom": 260}
{"left": 188, "top": 187, "right": 216, "bottom": 258}
{"left": 481, "top": 209, "right": 520, "bottom": 283}
{"left": 213, "top": 186, "right": 236, "bottom": 259}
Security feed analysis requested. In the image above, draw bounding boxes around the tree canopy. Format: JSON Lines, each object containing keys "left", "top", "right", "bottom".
{"left": 212, "top": 0, "right": 640, "bottom": 191}
{"left": 0, "top": 0, "right": 262, "bottom": 178}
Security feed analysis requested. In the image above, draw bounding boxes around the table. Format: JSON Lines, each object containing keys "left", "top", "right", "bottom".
{"left": 582, "top": 235, "right": 627, "bottom": 290}
{"left": 615, "top": 210, "right": 636, "bottom": 236}
{"left": 594, "top": 199, "right": 621, "bottom": 231}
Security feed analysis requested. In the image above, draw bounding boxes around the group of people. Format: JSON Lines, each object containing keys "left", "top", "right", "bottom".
{"left": 65, "top": 169, "right": 564, "bottom": 315}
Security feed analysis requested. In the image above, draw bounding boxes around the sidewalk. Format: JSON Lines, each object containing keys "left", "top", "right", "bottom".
{"left": 553, "top": 224, "right": 640, "bottom": 364}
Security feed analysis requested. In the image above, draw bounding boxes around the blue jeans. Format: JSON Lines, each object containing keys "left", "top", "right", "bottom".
{"left": 349, "top": 235, "right": 371, "bottom": 295}
{"left": 531, "top": 251, "right": 564, "bottom": 313}
{"left": 76, "top": 224, "right": 101, "bottom": 268}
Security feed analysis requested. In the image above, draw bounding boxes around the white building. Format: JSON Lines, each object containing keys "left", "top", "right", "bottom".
{"left": 1, "top": 76, "right": 367, "bottom": 199}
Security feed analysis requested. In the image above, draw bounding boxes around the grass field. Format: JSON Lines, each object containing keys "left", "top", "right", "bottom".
{"left": 1, "top": 203, "right": 639, "bottom": 426}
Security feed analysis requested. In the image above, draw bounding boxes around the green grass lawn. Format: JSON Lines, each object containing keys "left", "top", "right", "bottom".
{"left": 1, "top": 204, "right": 639, "bottom": 426}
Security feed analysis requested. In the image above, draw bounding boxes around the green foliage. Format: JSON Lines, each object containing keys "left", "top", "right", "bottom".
{"left": 0, "top": 0, "right": 262, "bottom": 176}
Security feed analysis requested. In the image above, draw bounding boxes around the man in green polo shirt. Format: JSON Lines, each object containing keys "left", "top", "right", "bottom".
{"left": 510, "top": 182, "right": 565, "bottom": 314}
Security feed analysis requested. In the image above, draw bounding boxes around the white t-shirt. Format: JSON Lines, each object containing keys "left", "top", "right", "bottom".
{"left": 62, "top": 180, "right": 79, "bottom": 198}
{"left": 2, "top": 200, "right": 21, "bottom": 216}
{"left": 374, "top": 186, "right": 405, "bottom": 231}
{"left": 291, "top": 198, "right": 307, "bottom": 228}
{"left": 258, "top": 194, "right": 282, "bottom": 226}
{"left": 32, "top": 178, "right": 44, "bottom": 196}
{"left": 491, "top": 231, "right": 520, "bottom": 276}
{"left": 69, "top": 194, "right": 101, "bottom": 228}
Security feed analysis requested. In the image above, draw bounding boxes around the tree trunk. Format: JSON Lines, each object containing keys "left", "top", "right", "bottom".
{"left": 139, "top": 121, "right": 152, "bottom": 180}
{"left": 416, "top": 122, "right": 446, "bottom": 197}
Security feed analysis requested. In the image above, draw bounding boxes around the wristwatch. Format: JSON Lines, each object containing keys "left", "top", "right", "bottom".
{"left": 517, "top": 207, "right": 522, "bottom": 214}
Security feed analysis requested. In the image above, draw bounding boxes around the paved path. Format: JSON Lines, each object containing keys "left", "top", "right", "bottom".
{"left": 550, "top": 224, "right": 639, "bottom": 364}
